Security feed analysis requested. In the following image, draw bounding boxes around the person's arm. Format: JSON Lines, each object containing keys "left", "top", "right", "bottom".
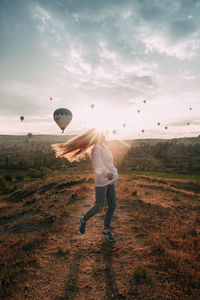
{"left": 91, "top": 145, "right": 112, "bottom": 178}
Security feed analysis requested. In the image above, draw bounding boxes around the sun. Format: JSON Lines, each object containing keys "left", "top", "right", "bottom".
{"left": 84, "top": 105, "right": 120, "bottom": 134}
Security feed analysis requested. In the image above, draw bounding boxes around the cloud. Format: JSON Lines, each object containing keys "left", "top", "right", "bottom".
{"left": 134, "top": 1, "right": 200, "bottom": 59}
{"left": 139, "top": 26, "right": 200, "bottom": 59}
{"left": 0, "top": 80, "right": 57, "bottom": 116}
{"left": 60, "top": 41, "right": 158, "bottom": 98}
{"left": 178, "top": 70, "right": 196, "bottom": 80}
{"left": 168, "top": 120, "right": 193, "bottom": 127}
{"left": 1, "top": 0, "right": 200, "bottom": 137}
{"left": 138, "top": 0, "right": 181, "bottom": 23}
{"left": 169, "top": 19, "right": 197, "bottom": 40}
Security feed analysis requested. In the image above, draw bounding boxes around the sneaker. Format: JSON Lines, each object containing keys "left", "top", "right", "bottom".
{"left": 79, "top": 217, "right": 86, "bottom": 234}
{"left": 101, "top": 230, "right": 115, "bottom": 242}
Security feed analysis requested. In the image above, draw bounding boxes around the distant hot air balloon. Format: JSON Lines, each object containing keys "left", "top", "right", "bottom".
{"left": 90, "top": 104, "right": 95, "bottom": 109}
{"left": 143, "top": 100, "right": 146, "bottom": 103}
{"left": 137, "top": 110, "right": 140, "bottom": 113}
{"left": 189, "top": 107, "right": 192, "bottom": 111}
{"left": 122, "top": 123, "right": 126, "bottom": 128}
{"left": 50, "top": 97, "right": 52, "bottom": 101}
{"left": 157, "top": 122, "right": 160, "bottom": 126}
{"left": 53, "top": 108, "right": 73, "bottom": 133}
{"left": 27, "top": 133, "right": 32, "bottom": 139}
{"left": 141, "top": 129, "right": 144, "bottom": 133}
{"left": 187, "top": 122, "right": 190, "bottom": 125}
{"left": 20, "top": 116, "right": 24, "bottom": 122}
{"left": 165, "top": 126, "right": 168, "bottom": 130}
{"left": 112, "top": 129, "right": 117, "bottom": 135}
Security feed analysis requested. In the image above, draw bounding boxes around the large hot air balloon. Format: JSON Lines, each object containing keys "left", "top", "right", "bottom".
{"left": 27, "top": 133, "right": 32, "bottom": 139}
{"left": 20, "top": 116, "right": 24, "bottom": 121}
{"left": 53, "top": 108, "right": 73, "bottom": 133}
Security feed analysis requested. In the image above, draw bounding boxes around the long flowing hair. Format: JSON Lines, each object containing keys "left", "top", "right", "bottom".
{"left": 51, "top": 128, "right": 106, "bottom": 162}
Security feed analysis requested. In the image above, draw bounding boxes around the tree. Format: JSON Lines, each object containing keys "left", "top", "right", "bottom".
{"left": 5, "top": 156, "right": 9, "bottom": 166}
{"left": 0, "top": 177, "right": 8, "bottom": 192}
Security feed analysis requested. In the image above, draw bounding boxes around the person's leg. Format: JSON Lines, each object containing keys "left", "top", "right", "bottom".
{"left": 101, "top": 184, "right": 116, "bottom": 241}
{"left": 83, "top": 186, "right": 107, "bottom": 222}
{"left": 104, "top": 184, "right": 116, "bottom": 229}
{"left": 79, "top": 186, "right": 107, "bottom": 234}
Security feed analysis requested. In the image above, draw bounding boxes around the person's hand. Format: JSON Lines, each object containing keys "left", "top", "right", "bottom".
{"left": 106, "top": 172, "right": 113, "bottom": 180}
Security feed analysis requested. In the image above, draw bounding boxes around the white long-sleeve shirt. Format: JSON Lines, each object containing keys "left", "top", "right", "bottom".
{"left": 91, "top": 144, "right": 118, "bottom": 187}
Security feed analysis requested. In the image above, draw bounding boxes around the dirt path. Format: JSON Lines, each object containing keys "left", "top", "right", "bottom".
{"left": 17, "top": 188, "right": 132, "bottom": 300}
{"left": 15, "top": 176, "right": 200, "bottom": 300}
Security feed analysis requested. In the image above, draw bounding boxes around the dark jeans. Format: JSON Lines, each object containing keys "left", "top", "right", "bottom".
{"left": 84, "top": 184, "right": 116, "bottom": 227}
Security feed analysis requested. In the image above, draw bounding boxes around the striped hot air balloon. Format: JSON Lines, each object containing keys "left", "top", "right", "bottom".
{"left": 53, "top": 108, "right": 73, "bottom": 133}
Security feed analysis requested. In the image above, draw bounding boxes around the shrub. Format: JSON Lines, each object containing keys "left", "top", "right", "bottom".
{"left": 134, "top": 265, "right": 148, "bottom": 284}
{"left": 4, "top": 174, "right": 13, "bottom": 181}
{"left": 81, "top": 184, "right": 89, "bottom": 192}
{"left": 70, "top": 193, "right": 78, "bottom": 202}
{"left": 31, "top": 170, "right": 46, "bottom": 179}
{"left": 57, "top": 246, "right": 69, "bottom": 255}
{"left": 132, "top": 190, "right": 137, "bottom": 196}
{"left": 151, "top": 239, "right": 166, "bottom": 256}
{"left": 15, "top": 175, "right": 24, "bottom": 181}
{"left": 173, "top": 196, "right": 179, "bottom": 202}
{"left": 0, "top": 177, "right": 8, "bottom": 192}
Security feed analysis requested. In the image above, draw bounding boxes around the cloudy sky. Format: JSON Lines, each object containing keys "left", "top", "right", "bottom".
{"left": 0, "top": 0, "right": 200, "bottom": 139}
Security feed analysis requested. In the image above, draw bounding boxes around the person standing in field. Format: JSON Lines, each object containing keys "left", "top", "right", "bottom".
{"left": 52, "top": 128, "right": 118, "bottom": 242}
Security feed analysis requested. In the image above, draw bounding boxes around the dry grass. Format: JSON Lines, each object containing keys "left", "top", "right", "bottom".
{"left": 0, "top": 172, "right": 200, "bottom": 299}
{"left": 133, "top": 265, "right": 150, "bottom": 284}
{"left": 0, "top": 174, "right": 91, "bottom": 299}
{"left": 115, "top": 174, "right": 200, "bottom": 299}
{"left": 150, "top": 221, "right": 200, "bottom": 293}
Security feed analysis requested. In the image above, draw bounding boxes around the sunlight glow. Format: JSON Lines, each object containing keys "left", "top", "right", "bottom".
{"left": 82, "top": 104, "right": 123, "bottom": 134}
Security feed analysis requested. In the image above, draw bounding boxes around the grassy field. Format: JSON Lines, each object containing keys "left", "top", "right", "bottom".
{"left": 2, "top": 169, "right": 199, "bottom": 182}
{"left": 120, "top": 170, "right": 200, "bottom": 181}
{"left": 0, "top": 173, "right": 200, "bottom": 299}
